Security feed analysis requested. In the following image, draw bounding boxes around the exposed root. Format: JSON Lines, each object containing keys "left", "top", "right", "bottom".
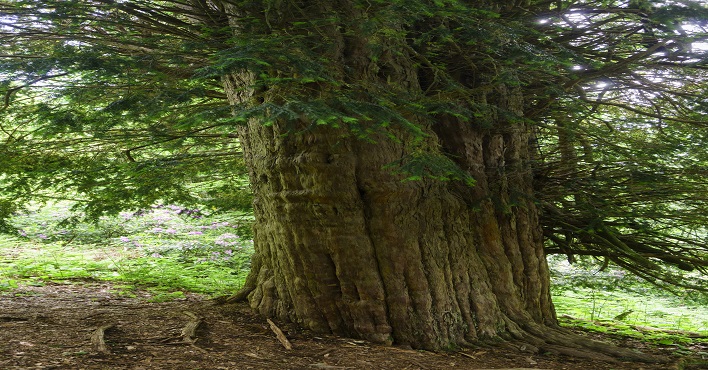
{"left": 221, "top": 285, "right": 254, "bottom": 304}
{"left": 181, "top": 311, "right": 203, "bottom": 344}
{"left": 221, "top": 256, "right": 262, "bottom": 304}
{"left": 90, "top": 324, "right": 115, "bottom": 354}
{"left": 632, "top": 325, "right": 707, "bottom": 339}
{"left": 517, "top": 325, "right": 671, "bottom": 364}
{"left": 539, "top": 344, "right": 617, "bottom": 362}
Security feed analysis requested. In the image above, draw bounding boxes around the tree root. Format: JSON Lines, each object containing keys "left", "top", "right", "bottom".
{"left": 220, "top": 285, "right": 254, "bottom": 304}
{"left": 539, "top": 344, "right": 617, "bottom": 362}
{"left": 90, "top": 324, "right": 115, "bottom": 354}
{"left": 181, "top": 311, "right": 203, "bottom": 344}
{"left": 219, "top": 256, "right": 262, "bottom": 305}
{"left": 221, "top": 273, "right": 670, "bottom": 365}
{"left": 516, "top": 325, "right": 671, "bottom": 364}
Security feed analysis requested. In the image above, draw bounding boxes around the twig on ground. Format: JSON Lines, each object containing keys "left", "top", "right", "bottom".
{"left": 267, "top": 318, "right": 293, "bottom": 350}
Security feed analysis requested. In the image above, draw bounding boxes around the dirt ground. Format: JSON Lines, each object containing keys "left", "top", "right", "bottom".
{"left": 1, "top": 282, "right": 705, "bottom": 370}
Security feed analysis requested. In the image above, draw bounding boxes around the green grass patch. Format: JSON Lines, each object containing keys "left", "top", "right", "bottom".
{"left": 552, "top": 290, "right": 708, "bottom": 333}
{"left": 558, "top": 316, "right": 707, "bottom": 350}
{"left": 3, "top": 199, "right": 708, "bottom": 352}
{"left": 549, "top": 255, "right": 708, "bottom": 347}
{"left": 0, "top": 202, "right": 253, "bottom": 299}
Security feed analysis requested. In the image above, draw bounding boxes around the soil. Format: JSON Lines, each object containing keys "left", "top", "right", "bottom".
{"left": 1, "top": 282, "right": 705, "bottom": 370}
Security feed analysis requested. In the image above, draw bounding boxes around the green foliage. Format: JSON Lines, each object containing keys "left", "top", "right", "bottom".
{"left": 0, "top": 0, "right": 248, "bottom": 223}
{"left": 387, "top": 152, "right": 476, "bottom": 185}
{"left": 0, "top": 202, "right": 253, "bottom": 298}
{"left": 558, "top": 316, "right": 707, "bottom": 349}
{"left": 538, "top": 98, "right": 708, "bottom": 288}
{"left": 552, "top": 255, "right": 707, "bottom": 300}
{"left": 533, "top": 1, "right": 708, "bottom": 287}
{"left": 550, "top": 256, "right": 708, "bottom": 332}
{"left": 550, "top": 257, "right": 708, "bottom": 350}
{"left": 0, "top": 0, "right": 706, "bottom": 289}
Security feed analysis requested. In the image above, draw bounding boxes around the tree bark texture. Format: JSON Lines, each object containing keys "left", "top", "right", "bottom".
{"left": 220, "top": 1, "right": 558, "bottom": 350}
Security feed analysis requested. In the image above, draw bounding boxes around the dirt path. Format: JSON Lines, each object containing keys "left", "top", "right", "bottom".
{"left": 0, "top": 282, "right": 703, "bottom": 369}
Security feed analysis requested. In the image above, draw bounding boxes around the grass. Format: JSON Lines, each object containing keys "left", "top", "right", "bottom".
{"left": 549, "top": 255, "right": 708, "bottom": 348}
{"left": 0, "top": 201, "right": 252, "bottom": 298}
{"left": 1, "top": 201, "right": 707, "bottom": 351}
{"left": 553, "top": 290, "right": 708, "bottom": 332}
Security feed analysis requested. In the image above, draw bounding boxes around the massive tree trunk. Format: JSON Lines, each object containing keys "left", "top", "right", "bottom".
{"left": 216, "top": 1, "right": 649, "bottom": 356}
{"left": 219, "top": 2, "right": 555, "bottom": 351}
{"left": 223, "top": 98, "right": 553, "bottom": 350}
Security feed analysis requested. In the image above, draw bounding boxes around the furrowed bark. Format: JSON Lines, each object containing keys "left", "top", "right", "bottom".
{"left": 222, "top": 71, "right": 556, "bottom": 350}
{"left": 217, "top": 1, "right": 663, "bottom": 360}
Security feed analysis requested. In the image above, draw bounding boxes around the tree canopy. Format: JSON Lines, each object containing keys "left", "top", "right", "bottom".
{"left": 0, "top": 0, "right": 250, "bottom": 222}
{"left": 1, "top": 0, "right": 707, "bottom": 292}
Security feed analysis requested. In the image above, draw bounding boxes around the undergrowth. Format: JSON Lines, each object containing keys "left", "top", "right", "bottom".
{"left": 549, "top": 255, "right": 708, "bottom": 349}
{"left": 0, "top": 201, "right": 252, "bottom": 297}
{"left": 1, "top": 201, "right": 707, "bottom": 352}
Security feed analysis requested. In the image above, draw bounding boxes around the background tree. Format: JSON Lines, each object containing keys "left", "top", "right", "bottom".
{"left": 1, "top": 0, "right": 706, "bottom": 356}
{"left": 0, "top": 0, "right": 251, "bottom": 226}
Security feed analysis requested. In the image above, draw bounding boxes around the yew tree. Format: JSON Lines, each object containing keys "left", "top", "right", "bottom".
{"left": 1, "top": 0, "right": 707, "bottom": 354}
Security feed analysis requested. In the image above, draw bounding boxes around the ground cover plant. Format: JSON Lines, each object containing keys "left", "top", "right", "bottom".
{"left": 0, "top": 202, "right": 253, "bottom": 298}
{"left": 549, "top": 255, "right": 708, "bottom": 359}
{"left": 2, "top": 202, "right": 707, "bottom": 356}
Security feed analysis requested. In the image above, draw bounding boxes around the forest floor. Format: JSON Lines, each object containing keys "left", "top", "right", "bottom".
{"left": 1, "top": 282, "right": 705, "bottom": 370}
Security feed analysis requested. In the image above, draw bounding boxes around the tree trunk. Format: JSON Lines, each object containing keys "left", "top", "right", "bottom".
{"left": 216, "top": 1, "right": 644, "bottom": 356}
{"left": 222, "top": 85, "right": 558, "bottom": 351}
